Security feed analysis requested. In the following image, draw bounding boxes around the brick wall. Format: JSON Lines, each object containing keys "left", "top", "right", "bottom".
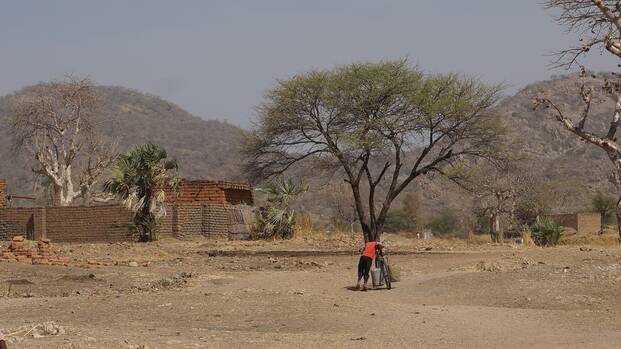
{"left": 160, "top": 203, "right": 252, "bottom": 239}
{"left": 576, "top": 212, "right": 601, "bottom": 234}
{"left": 44, "top": 205, "right": 134, "bottom": 242}
{"left": 0, "top": 205, "right": 134, "bottom": 242}
{"left": 223, "top": 188, "right": 253, "bottom": 205}
{"left": 549, "top": 214, "right": 578, "bottom": 231}
{"left": 166, "top": 180, "right": 254, "bottom": 206}
{"left": 549, "top": 212, "right": 601, "bottom": 234}
{"left": 0, "top": 207, "right": 42, "bottom": 241}
{"left": 0, "top": 179, "right": 7, "bottom": 208}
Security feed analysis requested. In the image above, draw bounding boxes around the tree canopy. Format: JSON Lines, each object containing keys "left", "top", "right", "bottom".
{"left": 245, "top": 60, "right": 504, "bottom": 241}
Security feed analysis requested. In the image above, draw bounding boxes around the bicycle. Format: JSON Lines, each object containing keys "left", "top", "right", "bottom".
{"left": 375, "top": 247, "right": 392, "bottom": 290}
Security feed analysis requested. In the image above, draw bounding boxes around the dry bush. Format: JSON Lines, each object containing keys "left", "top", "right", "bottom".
{"left": 521, "top": 227, "right": 536, "bottom": 248}
{"left": 559, "top": 231, "right": 620, "bottom": 246}
{"left": 467, "top": 233, "right": 493, "bottom": 245}
{"left": 293, "top": 212, "right": 359, "bottom": 242}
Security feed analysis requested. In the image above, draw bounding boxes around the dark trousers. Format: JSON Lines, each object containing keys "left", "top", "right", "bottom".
{"left": 357, "top": 256, "right": 373, "bottom": 283}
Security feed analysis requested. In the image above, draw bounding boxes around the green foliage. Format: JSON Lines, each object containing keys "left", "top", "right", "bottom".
{"left": 254, "top": 177, "right": 307, "bottom": 239}
{"left": 475, "top": 215, "right": 491, "bottom": 234}
{"left": 401, "top": 192, "right": 421, "bottom": 225}
{"left": 104, "top": 144, "right": 180, "bottom": 242}
{"left": 530, "top": 217, "right": 562, "bottom": 247}
{"left": 592, "top": 192, "right": 617, "bottom": 224}
{"left": 246, "top": 59, "right": 504, "bottom": 242}
{"left": 427, "top": 208, "right": 461, "bottom": 235}
{"left": 383, "top": 209, "right": 416, "bottom": 233}
{"left": 515, "top": 197, "right": 548, "bottom": 226}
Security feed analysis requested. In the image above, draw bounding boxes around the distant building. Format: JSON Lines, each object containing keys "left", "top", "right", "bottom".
{"left": 548, "top": 212, "right": 601, "bottom": 235}
{"left": 415, "top": 228, "right": 433, "bottom": 240}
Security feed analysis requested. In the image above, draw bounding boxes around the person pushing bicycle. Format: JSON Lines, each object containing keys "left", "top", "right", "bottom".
{"left": 355, "top": 239, "right": 384, "bottom": 291}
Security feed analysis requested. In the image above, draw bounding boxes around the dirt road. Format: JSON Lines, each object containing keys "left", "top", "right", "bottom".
{"left": 1, "top": 238, "right": 621, "bottom": 348}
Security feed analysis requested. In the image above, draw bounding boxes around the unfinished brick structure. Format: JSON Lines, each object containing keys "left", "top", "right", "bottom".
{"left": 161, "top": 180, "right": 254, "bottom": 239}
{"left": 166, "top": 180, "right": 254, "bottom": 206}
{"left": 0, "top": 179, "right": 255, "bottom": 242}
{"left": 0, "top": 179, "right": 7, "bottom": 208}
{"left": 549, "top": 212, "right": 601, "bottom": 235}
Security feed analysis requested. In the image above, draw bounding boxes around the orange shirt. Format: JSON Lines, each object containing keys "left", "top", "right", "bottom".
{"left": 361, "top": 241, "right": 378, "bottom": 259}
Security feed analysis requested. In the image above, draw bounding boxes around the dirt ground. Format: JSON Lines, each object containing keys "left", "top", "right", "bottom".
{"left": 1, "top": 234, "right": 621, "bottom": 348}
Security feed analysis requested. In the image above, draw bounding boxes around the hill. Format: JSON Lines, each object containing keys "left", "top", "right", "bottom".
{"left": 0, "top": 85, "right": 247, "bottom": 199}
{"left": 497, "top": 73, "right": 618, "bottom": 210}
{"left": 297, "top": 73, "right": 621, "bottom": 231}
{"left": 0, "top": 75, "right": 617, "bottom": 216}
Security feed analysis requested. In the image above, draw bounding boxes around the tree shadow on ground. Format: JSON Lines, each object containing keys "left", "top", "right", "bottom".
{"left": 344, "top": 286, "right": 393, "bottom": 292}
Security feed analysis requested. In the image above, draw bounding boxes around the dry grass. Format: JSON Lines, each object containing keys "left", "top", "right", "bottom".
{"left": 467, "top": 233, "right": 493, "bottom": 245}
{"left": 521, "top": 228, "right": 536, "bottom": 248}
{"left": 559, "top": 231, "right": 620, "bottom": 246}
{"left": 293, "top": 213, "right": 361, "bottom": 243}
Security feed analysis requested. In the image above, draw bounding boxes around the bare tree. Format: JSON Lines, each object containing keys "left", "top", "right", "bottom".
{"left": 326, "top": 182, "right": 358, "bottom": 232}
{"left": 458, "top": 162, "right": 532, "bottom": 242}
{"left": 538, "top": 0, "right": 621, "bottom": 240}
{"left": 245, "top": 60, "right": 505, "bottom": 242}
{"left": 10, "top": 76, "right": 116, "bottom": 206}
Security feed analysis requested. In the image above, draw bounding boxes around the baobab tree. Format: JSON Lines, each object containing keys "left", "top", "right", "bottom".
{"left": 11, "top": 76, "right": 116, "bottom": 206}
{"left": 536, "top": 0, "right": 621, "bottom": 240}
{"left": 245, "top": 60, "right": 505, "bottom": 242}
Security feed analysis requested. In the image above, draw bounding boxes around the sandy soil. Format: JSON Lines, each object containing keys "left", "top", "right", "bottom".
{"left": 1, "top": 235, "right": 621, "bottom": 348}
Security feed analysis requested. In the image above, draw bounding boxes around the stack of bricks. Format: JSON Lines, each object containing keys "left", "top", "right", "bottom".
{"left": 0, "top": 236, "right": 69, "bottom": 266}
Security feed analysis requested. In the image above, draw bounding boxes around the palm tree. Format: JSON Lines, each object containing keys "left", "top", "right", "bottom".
{"left": 104, "top": 144, "right": 180, "bottom": 241}
{"left": 256, "top": 177, "right": 307, "bottom": 239}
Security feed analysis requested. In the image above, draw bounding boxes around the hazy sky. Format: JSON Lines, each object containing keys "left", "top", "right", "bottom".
{"left": 1, "top": 0, "right": 618, "bottom": 127}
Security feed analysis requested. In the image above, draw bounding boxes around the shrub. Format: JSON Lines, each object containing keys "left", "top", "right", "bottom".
{"left": 428, "top": 208, "right": 460, "bottom": 235}
{"left": 592, "top": 192, "right": 617, "bottom": 226}
{"left": 253, "top": 178, "right": 307, "bottom": 239}
{"left": 474, "top": 215, "right": 491, "bottom": 234}
{"left": 515, "top": 198, "right": 548, "bottom": 226}
{"left": 384, "top": 209, "right": 416, "bottom": 233}
{"left": 530, "top": 217, "right": 562, "bottom": 247}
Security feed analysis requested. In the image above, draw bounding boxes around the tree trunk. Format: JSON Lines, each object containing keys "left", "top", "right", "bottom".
{"left": 362, "top": 225, "right": 372, "bottom": 243}
{"left": 52, "top": 184, "right": 63, "bottom": 207}
{"left": 616, "top": 197, "right": 621, "bottom": 243}
{"left": 498, "top": 217, "right": 504, "bottom": 244}
{"left": 490, "top": 213, "right": 500, "bottom": 243}
{"left": 371, "top": 223, "right": 384, "bottom": 242}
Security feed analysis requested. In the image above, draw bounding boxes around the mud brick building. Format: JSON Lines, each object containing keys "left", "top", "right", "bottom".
{"left": 0, "top": 179, "right": 255, "bottom": 242}
{"left": 165, "top": 180, "right": 254, "bottom": 206}
{"left": 160, "top": 180, "right": 254, "bottom": 239}
{"left": 548, "top": 212, "right": 601, "bottom": 235}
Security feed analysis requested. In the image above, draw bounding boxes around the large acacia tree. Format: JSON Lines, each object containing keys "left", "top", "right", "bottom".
{"left": 536, "top": 0, "right": 621, "bottom": 240}
{"left": 245, "top": 61, "right": 504, "bottom": 242}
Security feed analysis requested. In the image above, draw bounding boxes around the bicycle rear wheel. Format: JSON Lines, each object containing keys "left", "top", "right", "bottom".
{"left": 381, "top": 261, "right": 392, "bottom": 289}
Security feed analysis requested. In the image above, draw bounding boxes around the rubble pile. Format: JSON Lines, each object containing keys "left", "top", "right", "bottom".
{"left": 0, "top": 236, "right": 69, "bottom": 266}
